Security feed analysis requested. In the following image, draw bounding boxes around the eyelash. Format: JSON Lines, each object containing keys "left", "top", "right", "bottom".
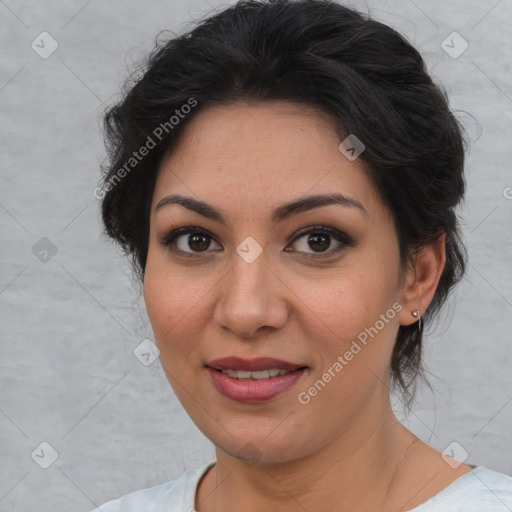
{"left": 159, "top": 225, "right": 354, "bottom": 260}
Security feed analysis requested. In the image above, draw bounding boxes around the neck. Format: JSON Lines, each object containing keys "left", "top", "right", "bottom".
{"left": 197, "top": 401, "right": 418, "bottom": 512}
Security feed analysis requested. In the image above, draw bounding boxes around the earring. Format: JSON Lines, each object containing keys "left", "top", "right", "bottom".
{"left": 412, "top": 310, "right": 422, "bottom": 331}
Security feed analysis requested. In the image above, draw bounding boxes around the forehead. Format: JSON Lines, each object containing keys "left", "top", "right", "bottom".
{"left": 152, "top": 101, "right": 383, "bottom": 220}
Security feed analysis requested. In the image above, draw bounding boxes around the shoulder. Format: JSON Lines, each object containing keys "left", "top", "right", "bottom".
{"left": 412, "top": 466, "right": 512, "bottom": 511}
{"left": 91, "top": 480, "right": 177, "bottom": 512}
{"left": 90, "top": 461, "right": 215, "bottom": 512}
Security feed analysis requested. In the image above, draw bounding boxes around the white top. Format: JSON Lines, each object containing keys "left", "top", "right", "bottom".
{"left": 92, "top": 462, "right": 512, "bottom": 511}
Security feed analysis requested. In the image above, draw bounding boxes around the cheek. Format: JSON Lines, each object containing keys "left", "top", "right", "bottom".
{"left": 143, "top": 261, "right": 194, "bottom": 356}
{"left": 294, "top": 267, "right": 397, "bottom": 336}
{"left": 288, "top": 261, "right": 400, "bottom": 383}
{"left": 143, "top": 254, "right": 218, "bottom": 373}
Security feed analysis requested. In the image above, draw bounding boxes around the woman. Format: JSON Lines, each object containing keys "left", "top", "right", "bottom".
{"left": 93, "top": 0, "right": 512, "bottom": 510}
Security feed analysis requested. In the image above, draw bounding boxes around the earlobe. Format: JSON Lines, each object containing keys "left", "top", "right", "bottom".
{"left": 398, "top": 233, "right": 446, "bottom": 326}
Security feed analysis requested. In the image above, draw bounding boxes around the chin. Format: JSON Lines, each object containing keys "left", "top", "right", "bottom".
{"left": 210, "top": 428, "right": 310, "bottom": 466}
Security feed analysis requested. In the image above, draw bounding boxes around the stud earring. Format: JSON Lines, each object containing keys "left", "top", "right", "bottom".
{"left": 412, "top": 310, "right": 422, "bottom": 331}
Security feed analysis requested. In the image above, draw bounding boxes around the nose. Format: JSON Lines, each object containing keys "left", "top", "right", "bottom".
{"left": 213, "top": 250, "right": 289, "bottom": 339}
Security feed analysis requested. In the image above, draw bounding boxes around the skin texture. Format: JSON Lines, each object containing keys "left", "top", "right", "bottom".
{"left": 143, "top": 101, "right": 473, "bottom": 512}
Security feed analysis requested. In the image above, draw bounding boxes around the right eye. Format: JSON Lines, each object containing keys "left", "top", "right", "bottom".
{"left": 160, "top": 227, "right": 222, "bottom": 258}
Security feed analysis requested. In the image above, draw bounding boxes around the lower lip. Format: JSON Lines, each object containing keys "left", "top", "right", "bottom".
{"left": 206, "top": 367, "right": 307, "bottom": 403}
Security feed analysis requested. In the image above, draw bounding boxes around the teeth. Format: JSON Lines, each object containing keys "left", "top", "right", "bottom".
{"left": 221, "top": 368, "right": 292, "bottom": 380}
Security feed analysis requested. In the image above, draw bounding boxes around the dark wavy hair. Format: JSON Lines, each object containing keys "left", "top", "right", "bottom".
{"left": 98, "top": 0, "right": 467, "bottom": 407}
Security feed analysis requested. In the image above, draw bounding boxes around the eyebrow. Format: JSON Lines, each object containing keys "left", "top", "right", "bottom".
{"left": 154, "top": 193, "right": 367, "bottom": 224}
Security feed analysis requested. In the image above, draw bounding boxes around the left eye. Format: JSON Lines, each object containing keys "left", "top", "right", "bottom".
{"left": 286, "top": 226, "right": 351, "bottom": 257}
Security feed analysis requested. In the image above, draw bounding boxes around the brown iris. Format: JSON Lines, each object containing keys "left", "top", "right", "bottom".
{"left": 308, "top": 233, "right": 330, "bottom": 252}
{"left": 188, "top": 233, "right": 210, "bottom": 252}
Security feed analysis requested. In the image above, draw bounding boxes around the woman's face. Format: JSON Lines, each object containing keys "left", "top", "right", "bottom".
{"left": 144, "top": 101, "right": 415, "bottom": 463}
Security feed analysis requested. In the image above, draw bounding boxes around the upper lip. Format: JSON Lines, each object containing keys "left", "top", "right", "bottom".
{"left": 206, "top": 356, "right": 307, "bottom": 372}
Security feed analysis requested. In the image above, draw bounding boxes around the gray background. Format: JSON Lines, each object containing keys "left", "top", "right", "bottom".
{"left": 1, "top": 0, "right": 511, "bottom": 510}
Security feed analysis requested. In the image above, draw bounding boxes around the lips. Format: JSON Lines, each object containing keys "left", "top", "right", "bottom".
{"left": 205, "top": 356, "right": 309, "bottom": 403}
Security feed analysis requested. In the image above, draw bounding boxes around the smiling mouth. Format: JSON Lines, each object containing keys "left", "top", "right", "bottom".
{"left": 206, "top": 364, "right": 309, "bottom": 403}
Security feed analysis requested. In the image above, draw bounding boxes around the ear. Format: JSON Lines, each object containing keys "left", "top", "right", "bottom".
{"left": 398, "top": 233, "right": 446, "bottom": 326}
